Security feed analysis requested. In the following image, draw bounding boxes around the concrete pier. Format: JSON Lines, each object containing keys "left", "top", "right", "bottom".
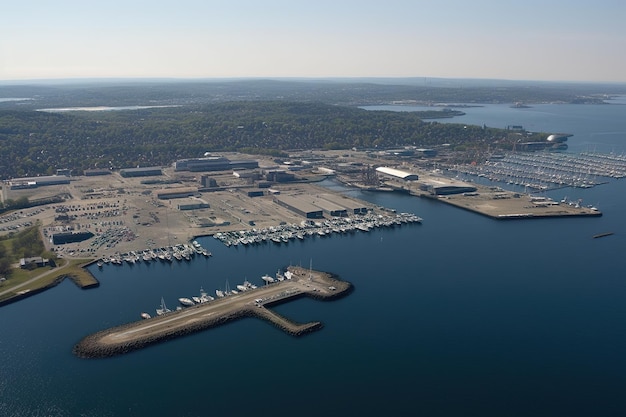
{"left": 73, "top": 266, "right": 352, "bottom": 358}
{"left": 410, "top": 183, "right": 601, "bottom": 220}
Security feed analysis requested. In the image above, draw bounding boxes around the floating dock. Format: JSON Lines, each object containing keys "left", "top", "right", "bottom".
{"left": 73, "top": 266, "right": 352, "bottom": 358}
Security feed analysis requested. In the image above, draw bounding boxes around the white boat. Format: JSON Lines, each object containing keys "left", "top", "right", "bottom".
{"left": 140, "top": 312, "right": 151, "bottom": 319}
{"left": 215, "top": 289, "right": 225, "bottom": 298}
{"left": 192, "top": 296, "right": 201, "bottom": 304}
{"left": 236, "top": 284, "right": 248, "bottom": 292}
{"left": 261, "top": 274, "right": 275, "bottom": 283}
{"left": 199, "top": 287, "right": 214, "bottom": 302}
{"left": 243, "top": 280, "right": 257, "bottom": 289}
{"left": 178, "top": 297, "right": 195, "bottom": 306}
{"left": 156, "top": 297, "right": 171, "bottom": 316}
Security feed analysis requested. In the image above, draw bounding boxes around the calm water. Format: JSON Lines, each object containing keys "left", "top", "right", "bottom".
{"left": 1, "top": 103, "right": 626, "bottom": 417}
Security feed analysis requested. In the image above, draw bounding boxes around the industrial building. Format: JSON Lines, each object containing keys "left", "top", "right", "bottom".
{"left": 8, "top": 175, "right": 71, "bottom": 189}
{"left": 175, "top": 156, "right": 259, "bottom": 172}
{"left": 265, "top": 170, "right": 295, "bottom": 182}
{"left": 375, "top": 166, "right": 419, "bottom": 181}
{"left": 300, "top": 195, "right": 347, "bottom": 217}
{"left": 176, "top": 198, "right": 210, "bottom": 211}
{"left": 200, "top": 175, "right": 218, "bottom": 188}
{"left": 273, "top": 195, "right": 323, "bottom": 219}
{"left": 156, "top": 187, "right": 199, "bottom": 200}
{"left": 52, "top": 231, "right": 94, "bottom": 245}
{"left": 317, "top": 193, "right": 368, "bottom": 215}
{"left": 119, "top": 167, "right": 162, "bottom": 178}
{"left": 418, "top": 176, "right": 477, "bottom": 195}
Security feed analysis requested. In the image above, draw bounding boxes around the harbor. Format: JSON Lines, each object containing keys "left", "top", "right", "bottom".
{"left": 73, "top": 266, "right": 352, "bottom": 358}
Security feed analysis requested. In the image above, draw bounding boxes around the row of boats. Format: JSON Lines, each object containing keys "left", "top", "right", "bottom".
{"left": 97, "top": 241, "right": 211, "bottom": 267}
{"left": 213, "top": 212, "right": 422, "bottom": 247}
{"left": 452, "top": 151, "right": 626, "bottom": 191}
{"left": 143, "top": 272, "right": 288, "bottom": 319}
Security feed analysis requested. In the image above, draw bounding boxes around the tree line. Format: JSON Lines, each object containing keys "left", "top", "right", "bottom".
{"left": 0, "top": 101, "right": 542, "bottom": 178}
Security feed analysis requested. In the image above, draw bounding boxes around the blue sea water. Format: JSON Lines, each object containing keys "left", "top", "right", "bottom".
{"left": 1, "top": 103, "right": 626, "bottom": 417}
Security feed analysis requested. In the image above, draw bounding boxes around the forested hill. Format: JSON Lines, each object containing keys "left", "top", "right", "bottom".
{"left": 0, "top": 101, "right": 532, "bottom": 178}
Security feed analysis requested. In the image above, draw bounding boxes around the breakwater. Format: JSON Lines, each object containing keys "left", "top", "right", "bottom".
{"left": 73, "top": 266, "right": 352, "bottom": 358}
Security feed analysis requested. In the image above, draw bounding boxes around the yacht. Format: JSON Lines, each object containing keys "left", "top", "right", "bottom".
{"left": 178, "top": 297, "right": 195, "bottom": 307}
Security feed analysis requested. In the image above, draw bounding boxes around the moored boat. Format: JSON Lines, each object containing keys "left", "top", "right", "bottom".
{"left": 178, "top": 297, "right": 195, "bottom": 307}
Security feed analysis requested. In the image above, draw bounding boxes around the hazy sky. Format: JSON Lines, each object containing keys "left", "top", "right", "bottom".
{"left": 2, "top": 0, "right": 625, "bottom": 82}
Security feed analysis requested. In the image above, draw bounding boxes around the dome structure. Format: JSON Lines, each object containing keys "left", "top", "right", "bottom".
{"left": 546, "top": 133, "right": 572, "bottom": 143}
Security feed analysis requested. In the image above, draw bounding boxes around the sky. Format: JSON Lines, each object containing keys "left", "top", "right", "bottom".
{"left": 1, "top": 0, "right": 626, "bottom": 82}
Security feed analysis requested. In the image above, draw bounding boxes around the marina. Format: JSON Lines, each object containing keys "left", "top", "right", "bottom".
{"left": 212, "top": 211, "right": 422, "bottom": 247}
{"left": 74, "top": 266, "right": 352, "bottom": 358}
{"left": 450, "top": 151, "right": 626, "bottom": 191}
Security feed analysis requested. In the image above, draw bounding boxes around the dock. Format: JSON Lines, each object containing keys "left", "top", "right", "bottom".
{"left": 73, "top": 266, "right": 352, "bottom": 358}
{"left": 411, "top": 183, "right": 601, "bottom": 220}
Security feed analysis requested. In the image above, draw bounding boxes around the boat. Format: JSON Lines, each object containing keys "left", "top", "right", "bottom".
{"left": 243, "top": 280, "right": 257, "bottom": 289}
{"left": 178, "top": 297, "right": 195, "bottom": 306}
{"left": 192, "top": 296, "right": 201, "bottom": 304}
{"left": 199, "top": 287, "right": 213, "bottom": 302}
{"left": 593, "top": 232, "right": 614, "bottom": 239}
{"left": 156, "top": 297, "right": 171, "bottom": 316}
{"left": 261, "top": 274, "right": 275, "bottom": 284}
{"left": 96, "top": 260, "right": 103, "bottom": 268}
{"left": 140, "top": 312, "right": 151, "bottom": 320}
{"left": 215, "top": 289, "right": 225, "bottom": 298}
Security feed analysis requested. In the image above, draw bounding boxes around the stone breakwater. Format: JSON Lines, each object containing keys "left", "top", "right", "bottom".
{"left": 73, "top": 266, "right": 352, "bottom": 358}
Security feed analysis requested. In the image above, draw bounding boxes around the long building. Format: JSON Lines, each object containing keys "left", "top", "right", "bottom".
{"left": 8, "top": 175, "right": 70, "bottom": 189}
{"left": 273, "top": 195, "right": 323, "bottom": 219}
{"left": 298, "top": 195, "right": 347, "bottom": 217}
{"left": 317, "top": 193, "right": 368, "bottom": 215}
{"left": 174, "top": 156, "right": 259, "bottom": 172}
{"left": 119, "top": 167, "right": 162, "bottom": 177}
{"left": 417, "top": 175, "right": 477, "bottom": 195}
{"left": 156, "top": 187, "right": 199, "bottom": 200}
{"left": 375, "top": 166, "right": 419, "bottom": 181}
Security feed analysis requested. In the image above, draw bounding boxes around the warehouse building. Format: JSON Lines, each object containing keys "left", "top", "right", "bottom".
{"left": 375, "top": 166, "right": 419, "bottom": 181}
{"left": 265, "top": 170, "right": 295, "bottom": 182}
{"left": 156, "top": 187, "right": 199, "bottom": 200}
{"left": 8, "top": 175, "right": 71, "bottom": 189}
{"left": 418, "top": 176, "right": 477, "bottom": 195}
{"left": 119, "top": 166, "right": 162, "bottom": 177}
{"left": 176, "top": 198, "right": 210, "bottom": 211}
{"left": 299, "top": 195, "right": 347, "bottom": 217}
{"left": 175, "top": 156, "right": 259, "bottom": 172}
{"left": 317, "top": 193, "right": 368, "bottom": 215}
{"left": 273, "top": 195, "right": 323, "bottom": 219}
{"left": 52, "top": 231, "right": 94, "bottom": 245}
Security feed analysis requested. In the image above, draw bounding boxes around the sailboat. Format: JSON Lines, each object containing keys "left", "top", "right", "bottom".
{"left": 156, "top": 297, "right": 171, "bottom": 316}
